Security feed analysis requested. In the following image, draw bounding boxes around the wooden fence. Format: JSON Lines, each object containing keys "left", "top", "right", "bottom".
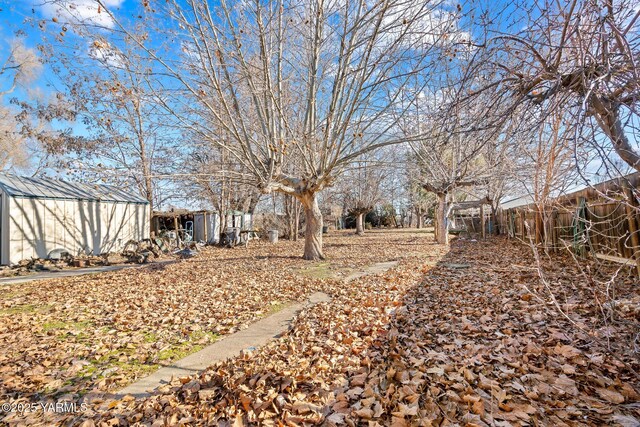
{"left": 496, "top": 173, "right": 640, "bottom": 274}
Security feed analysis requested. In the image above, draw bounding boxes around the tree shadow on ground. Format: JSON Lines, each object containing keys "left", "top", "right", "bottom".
{"left": 75, "top": 237, "right": 640, "bottom": 426}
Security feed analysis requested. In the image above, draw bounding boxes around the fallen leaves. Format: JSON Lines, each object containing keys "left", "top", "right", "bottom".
{"left": 597, "top": 387, "right": 626, "bottom": 404}
{"left": 2, "top": 232, "right": 639, "bottom": 426}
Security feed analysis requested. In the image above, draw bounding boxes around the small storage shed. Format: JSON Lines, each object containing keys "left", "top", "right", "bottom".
{"left": 193, "top": 211, "right": 220, "bottom": 244}
{"left": 151, "top": 209, "right": 221, "bottom": 245}
{"left": 0, "top": 174, "right": 150, "bottom": 265}
{"left": 227, "top": 210, "right": 252, "bottom": 230}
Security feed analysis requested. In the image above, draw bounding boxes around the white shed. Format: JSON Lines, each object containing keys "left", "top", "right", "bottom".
{"left": 0, "top": 174, "right": 150, "bottom": 265}
{"left": 193, "top": 211, "right": 221, "bottom": 245}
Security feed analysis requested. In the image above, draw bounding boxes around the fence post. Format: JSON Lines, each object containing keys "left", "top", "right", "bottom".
{"left": 573, "top": 197, "right": 587, "bottom": 258}
{"left": 623, "top": 181, "right": 640, "bottom": 276}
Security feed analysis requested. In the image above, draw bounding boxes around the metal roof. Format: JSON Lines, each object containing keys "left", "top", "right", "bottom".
{"left": 0, "top": 173, "right": 149, "bottom": 204}
{"left": 500, "top": 194, "right": 535, "bottom": 210}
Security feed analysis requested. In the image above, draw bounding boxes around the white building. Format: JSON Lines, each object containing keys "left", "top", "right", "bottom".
{"left": 193, "top": 211, "right": 221, "bottom": 245}
{"left": 0, "top": 174, "right": 150, "bottom": 265}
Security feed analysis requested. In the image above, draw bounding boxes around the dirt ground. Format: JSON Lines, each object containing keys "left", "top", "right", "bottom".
{"left": 1, "top": 229, "right": 639, "bottom": 426}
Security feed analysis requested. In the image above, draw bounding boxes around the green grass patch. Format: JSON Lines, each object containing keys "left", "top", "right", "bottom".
{"left": 110, "top": 359, "right": 158, "bottom": 378}
{"left": 55, "top": 329, "right": 221, "bottom": 394}
{"left": 44, "top": 329, "right": 221, "bottom": 395}
{"left": 42, "top": 320, "right": 69, "bottom": 331}
{"left": 44, "top": 320, "right": 92, "bottom": 330}
{"left": 0, "top": 304, "right": 37, "bottom": 315}
{"left": 268, "top": 301, "right": 288, "bottom": 314}
{"left": 157, "top": 345, "right": 193, "bottom": 362}
{"left": 143, "top": 331, "right": 159, "bottom": 343}
{"left": 157, "top": 331, "right": 220, "bottom": 362}
{"left": 296, "top": 262, "right": 333, "bottom": 279}
{"left": 0, "top": 287, "right": 33, "bottom": 300}
{"left": 189, "top": 330, "right": 220, "bottom": 342}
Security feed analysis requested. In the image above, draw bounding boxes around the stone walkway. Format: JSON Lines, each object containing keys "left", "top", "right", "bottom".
{"left": 118, "top": 292, "right": 331, "bottom": 397}
{"left": 344, "top": 260, "right": 398, "bottom": 282}
{"left": 118, "top": 260, "right": 399, "bottom": 398}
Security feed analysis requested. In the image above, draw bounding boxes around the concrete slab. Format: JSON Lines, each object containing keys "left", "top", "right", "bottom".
{"left": 442, "top": 263, "right": 470, "bottom": 270}
{"left": 345, "top": 260, "right": 398, "bottom": 282}
{"left": 0, "top": 265, "right": 136, "bottom": 286}
{"left": 0, "top": 261, "right": 176, "bottom": 286}
{"left": 116, "top": 259, "right": 399, "bottom": 398}
{"left": 118, "top": 291, "right": 331, "bottom": 398}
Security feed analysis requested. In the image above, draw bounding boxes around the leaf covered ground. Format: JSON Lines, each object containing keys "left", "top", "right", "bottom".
{"left": 1, "top": 230, "right": 639, "bottom": 426}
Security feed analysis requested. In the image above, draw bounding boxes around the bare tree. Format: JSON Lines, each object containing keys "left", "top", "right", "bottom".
{"left": 188, "top": 142, "right": 262, "bottom": 234}
{"left": 404, "top": 92, "right": 494, "bottom": 243}
{"left": 63, "top": 0, "right": 461, "bottom": 259}
{"left": 337, "top": 150, "right": 394, "bottom": 235}
{"left": 464, "top": 0, "right": 640, "bottom": 175}
{"left": 0, "top": 40, "right": 43, "bottom": 171}
{"left": 404, "top": 160, "right": 434, "bottom": 228}
{"left": 36, "top": 32, "right": 177, "bottom": 211}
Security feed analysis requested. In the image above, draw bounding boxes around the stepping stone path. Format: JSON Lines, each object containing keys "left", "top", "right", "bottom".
{"left": 345, "top": 260, "right": 398, "bottom": 282}
{"left": 118, "top": 260, "right": 398, "bottom": 397}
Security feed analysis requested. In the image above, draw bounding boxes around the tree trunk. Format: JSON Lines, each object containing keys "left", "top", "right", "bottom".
{"left": 416, "top": 207, "right": 424, "bottom": 229}
{"left": 284, "top": 194, "right": 294, "bottom": 240}
{"left": 534, "top": 203, "right": 544, "bottom": 245}
{"left": 355, "top": 212, "right": 365, "bottom": 235}
{"left": 592, "top": 96, "right": 640, "bottom": 172}
{"left": 245, "top": 192, "right": 261, "bottom": 215}
{"left": 491, "top": 205, "right": 500, "bottom": 235}
{"left": 299, "top": 192, "right": 324, "bottom": 260}
{"left": 294, "top": 201, "right": 301, "bottom": 242}
{"left": 436, "top": 192, "right": 448, "bottom": 244}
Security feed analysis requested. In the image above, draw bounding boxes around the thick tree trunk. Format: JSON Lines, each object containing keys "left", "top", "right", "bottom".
{"left": 592, "top": 96, "right": 640, "bottom": 172}
{"left": 299, "top": 193, "right": 324, "bottom": 260}
{"left": 435, "top": 192, "right": 448, "bottom": 244}
{"left": 355, "top": 212, "right": 365, "bottom": 235}
{"left": 284, "top": 194, "right": 294, "bottom": 240}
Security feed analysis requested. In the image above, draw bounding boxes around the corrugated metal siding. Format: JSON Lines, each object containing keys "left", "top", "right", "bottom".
{"left": 98, "top": 202, "right": 149, "bottom": 253}
{"left": 5, "top": 196, "right": 149, "bottom": 264}
{"left": 0, "top": 190, "right": 9, "bottom": 265}
{"left": 0, "top": 173, "right": 148, "bottom": 204}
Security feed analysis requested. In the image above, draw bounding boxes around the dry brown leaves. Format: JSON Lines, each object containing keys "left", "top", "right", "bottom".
{"left": 2, "top": 231, "right": 639, "bottom": 426}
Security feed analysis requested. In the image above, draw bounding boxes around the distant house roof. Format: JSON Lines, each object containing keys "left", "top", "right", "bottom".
{"left": 0, "top": 173, "right": 149, "bottom": 204}
{"left": 451, "top": 196, "right": 491, "bottom": 211}
{"left": 500, "top": 194, "right": 535, "bottom": 210}
{"left": 153, "top": 209, "right": 218, "bottom": 217}
{"left": 498, "top": 172, "right": 640, "bottom": 211}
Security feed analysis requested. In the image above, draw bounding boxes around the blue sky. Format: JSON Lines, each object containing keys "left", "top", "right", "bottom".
{"left": 0, "top": 0, "right": 636, "bottom": 187}
{"left": 1, "top": 0, "right": 132, "bottom": 94}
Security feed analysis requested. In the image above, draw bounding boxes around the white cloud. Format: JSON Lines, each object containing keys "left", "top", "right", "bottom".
{"left": 88, "top": 38, "right": 126, "bottom": 68}
{"left": 39, "top": 0, "right": 125, "bottom": 29}
{"left": 380, "top": 4, "right": 472, "bottom": 50}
